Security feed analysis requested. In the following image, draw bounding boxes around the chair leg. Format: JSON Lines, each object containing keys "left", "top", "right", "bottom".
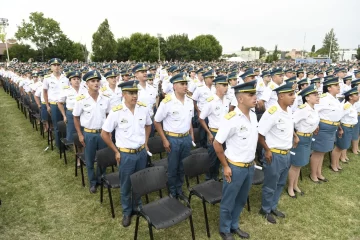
{"left": 202, "top": 200, "right": 210, "bottom": 238}
{"left": 80, "top": 161, "right": 85, "bottom": 187}
{"left": 75, "top": 156, "right": 78, "bottom": 177}
{"left": 100, "top": 184, "right": 104, "bottom": 203}
{"left": 300, "top": 169, "right": 303, "bottom": 181}
{"left": 148, "top": 223, "right": 154, "bottom": 240}
{"left": 134, "top": 215, "right": 140, "bottom": 240}
{"left": 145, "top": 194, "right": 149, "bottom": 204}
{"left": 111, "top": 165, "right": 114, "bottom": 172}
{"left": 59, "top": 142, "right": 63, "bottom": 159}
{"left": 247, "top": 196, "right": 250, "bottom": 211}
{"left": 189, "top": 215, "right": 196, "bottom": 240}
{"left": 108, "top": 186, "right": 115, "bottom": 218}
{"left": 64, "top": 147, "right": 68, "bottom": 164}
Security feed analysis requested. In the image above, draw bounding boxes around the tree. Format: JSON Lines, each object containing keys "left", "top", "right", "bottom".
{"left": 15, "top": 12, "right": 63, "bottom": 61}
{"left": 91, "top": 19, "right": 117, "bottom": 62}
{"left": 165, "top": 34, "right": 190, "bottom": 61}
{"left": 189, "top": 34, "right": 222, "bottom": 61}
{"left": 7, "top": 43, "right": 37, "bottom": 62}
{"left": 315, "top": 28, "right": 339, "bottom": 62}
{"left": 44, "top": 34, "right": 85, "bottom": 61}
{"left": 355, "top": 47, "right": 360, "bottom": 60}
{"left": 265, "top": 45, "right": 279, "bottom": 63}
{"left": 115, "top": 37, "right": 131, "bottom": 62}
{"left": 129, "top": 33, "right": 158, "bottom": 62}
{"left": 311, "top": 45, "right": 316, "bottom": 53}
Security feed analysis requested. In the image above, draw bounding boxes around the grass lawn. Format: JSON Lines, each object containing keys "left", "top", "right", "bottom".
{"left": 0, "top": 88, "right": 360, "bottom": 240}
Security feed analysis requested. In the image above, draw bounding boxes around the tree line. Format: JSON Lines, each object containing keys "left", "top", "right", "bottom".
{"left": 7, "top": 12, "right": 223, "bottom": 62}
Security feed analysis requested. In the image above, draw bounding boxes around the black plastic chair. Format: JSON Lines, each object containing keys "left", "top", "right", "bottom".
{"left": 247, "top": 167, "right": 264, "bottom": 212}
{"left": 147, "top": 136, "right": 168, "bottom": 170}
{"left": 57, "top": 121, "right": 73, "bottom": 164}
{"left": 30, "top": 102, "right": 42, "bottom": 133}
{"left": 183, "top": 153, "right": 222, "bottom": 238}
{"left": 131, "top": 167, "right": 195, "bottom": 240}
{"left": 73, "top": 133, "right": 86, "bottom": 187}
{"left": 96, "top": 147, "right": 119, "bottom": 218}
{"left": 190, "top": 128, "right": 207, "bottom": 155}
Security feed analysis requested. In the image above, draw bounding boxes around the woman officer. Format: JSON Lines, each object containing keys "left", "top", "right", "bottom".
{"left": 288, "top": 84, "right": 320, "bottom": 197}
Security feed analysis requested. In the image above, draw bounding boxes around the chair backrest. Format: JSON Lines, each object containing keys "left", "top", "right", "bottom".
{"left": 130, "top": 166, "right": 167, "bottom": 198}
{"left": 96, "top": 147, "right": 117, "bottom": 168}
{"left": 57, "top": 121, "right": 67, "bottom": 138}
{"left": 73, "top": 133, "right": 82, "bottom": 148}
{"left": 30, "top": 102, "right": 39, "bottom": 114}
{"left": 193, "top": 128, "right": 201, "bottom": 146}
{"left": 183, "top": 153, "right": 211, "bottom": 178}
{"left": 147, "top": 136, "right": 166, "bottom": 154}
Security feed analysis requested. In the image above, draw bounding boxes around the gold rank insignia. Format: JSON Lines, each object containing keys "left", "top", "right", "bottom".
{"left": 320, "top": 93, "right": 327, "bottom": 98}
{"left": 269, "top": 83, "right": 275, "bottom": 90}
{"left": 112, "top": 104, "right": 123, "bottom": 112}
{"left": 63, "top": 86, "right": 70, "bottom": 89}
{"left": 137, "top": 101, "right": 147, "bottom": 107}
{"left": 299, "top": 104, "right": 306, "bottom": 109}
{"left": 76, "top": 95, "right": 85, "bottom": 101}
{"left": 162, "top": 94, "right": 172, "bottom": 103}
{"left": 225, "top": 111, "right": 236, "bottom": 120}
{"left": 206, "top": 96, "right": 214, "bottom": 102}
{"left": 101, "top": 86, "right": 107, "bottom": 92}
{"left": 259, "top": 82, "right": 264, "bottom": 87}
{"left": 268, "top": 105, "right": 277, "bottom": 114}
{"left": 344, "top": 103, "right": 351, "bottom": 110}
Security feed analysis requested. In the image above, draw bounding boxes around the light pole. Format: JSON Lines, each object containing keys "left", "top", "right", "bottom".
{"left": 157, "top": 33, "right": 161, "bottom": 62}
{"left": 0, "top": 18, "right": 9, "bottom": 64}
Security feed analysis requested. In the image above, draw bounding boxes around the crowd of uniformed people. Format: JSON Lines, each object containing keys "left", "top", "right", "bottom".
{"left": 1, "top": 59, "right": 359, "bottom": 240}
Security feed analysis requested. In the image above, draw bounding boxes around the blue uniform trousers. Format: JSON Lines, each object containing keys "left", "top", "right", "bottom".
{"left": 219, "top": 164, "right": 254, "bottom": 233}
{"left": 206, "top": 131, "right": 220, "bottom": 180}
{"left": 65, "top": 110, "right": 76, "bottom": 142}
{"left": 119, "top": 149, "right": 147, "bottom": 216}
{"left": 50, "top": 104, "right": 63, "bottom": 148}
{"left": 84, "top": 131, "right": 107, "bottom": 187}
{"left": 167, "top": 134, "right": 192, "bottom": 197}
{"left": 261, "top": 152, "right": 290, "bottom": 213}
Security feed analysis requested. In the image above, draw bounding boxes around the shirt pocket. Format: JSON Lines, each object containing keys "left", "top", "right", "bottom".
{"left": 276, "top": 122, "right": 287, "bottom": 131}
{"left": 237, "top": 128, "right": 250, "bottom": 140}
{"left": 170, "top": 107, "right": 182, "bottom": 121}
{"left": 117, "top": 122, "right": 132, "bottom": 136}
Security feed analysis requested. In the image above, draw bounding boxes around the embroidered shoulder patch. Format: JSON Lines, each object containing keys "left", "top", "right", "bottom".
{"left": 76, "top": 95, "right": 85, "bottom": 101}
{"left": 268, "top": 105, "right": 277, "bottom": 114}
{"left": 320, "top": 93, "right": 327, "bottom": 98}
{"left": 225, "top": 111, "right": 236, "bottom": 120}
{"left": 299, "top": 104, "right": 306, "bottom": 109}
{"left": 137, "top": 101, "right": 147, "bottom": 107}
{"left": 100, "top": 86, "right": 107, "bottom": 92}
{"left": 344, "top": 103, "right": 351, "bottom": 110}
{"left": 63, "top": 86, "right": 70, "bottom": 89}
{"left": 206, "top": 96, "right": 214, "bottom": 102}
{"left": 44, "top": 74, "right": 51, "bottom": 78}
{"left": 269, "top": 83, "right": 275, "bottom": 90}
{"left": 112, "top": 104, "right": 123, "bottom": 112}
{"left": 162, "top": 94, "right": 172, "bottom": 103}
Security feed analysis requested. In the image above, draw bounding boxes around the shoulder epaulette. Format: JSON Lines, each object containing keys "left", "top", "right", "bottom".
{"left": 268, "top": 105, "right": 277, "bottom": 114}
{"left": 44, "top": 74, "right": 51, "bottom": 78}
{"left": 344, "top": 102, "right": 351, "bottom": 110}
{"left": 206, "top": 96, "right": 214, "bottom": 102}
{"left": 112, "top": 104, "right": 123, "bottom": 112}
{"left": 137, "top": 101, "right": 147, "bottom": 107}
{"left": 320, "top": 93, "right": 327, "bottom": 98}
{"left": 259, "top": 82, "right": 264, "bottom": 87}
{"left": 63, "top": 86, "right": 70, "bottom": 89}
{"left": 100, "top": 86, "right": 107, "bottom": 92}
{"left": 269, "top": 83, "right": 275, "bottom": 90}
{"left": 299, "top": 104, "right": 306, "bottom": 109}
{"left": 76, "top": 95, "right": 85, "bottom": 101}
{"left": 225, "top": 111, "right": 236, "bottom": 120}
{"left": 162, "top": 94, "right": 172, "bottom": 103}
{"left": 197, "top": 84, "right": 204, "bottom": 87}
{"left": 102, "top": 94, "right": 110, "bottom": 98}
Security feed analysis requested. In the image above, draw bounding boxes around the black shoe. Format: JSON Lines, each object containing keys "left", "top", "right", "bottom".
{"left": 89, "top": 186, "right": 97, "bottom": 194}
{"left": 287, "top": 190, "right": 297, "bottom": 198}
{"left": 294, "top": 189, "right": 305, "bottom": 196}
{"left": 122, "top": 215, "right": 132, "bottom": 227}
{"left": 271, "top": 209, "right": 285, "bottom": 218}
{"left": 231, "top": 228, "right": 250, "bottom": 239}
{"left": 259, "top": 209, "right": 276, "bottom": 224}
{"left": 309, "top": 174, "right": 322, "bottom": 183}
{"left": 219, "top": 232, "right": 235, "bottom": 240}
{"left": 318, "top": 177, "right": 329, "bottom": 182}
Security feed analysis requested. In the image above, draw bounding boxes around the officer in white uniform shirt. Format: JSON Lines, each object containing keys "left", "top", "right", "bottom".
{"left": 73, "top": 70, "right": 111, "bottom": 194}
{"left": 258, "top": 82, "right": 299, "bottom": 224}
{"left": 213, "top": 80, "right": 258, "bottom": 240}
{"left": 57, "top": 70, "right": 86, "bottom": 142}
{"left": 154, "top": 72, "right": 195, "bottom": 198}
{"left": 230, "top": 70, "right": 256, "bottom": 111}
{"left": 161, "top": 65, "right": 179, "bottom": 95}
{"left": 225, "top": 72, "right": 238, "bottom": 104}
{"left": 43, "top": 58, "right": 69, "bottom": 148}
{"left": 259, "top": 68, "right": 285, "bottom": 110}
{"left": 310, "top": 78, "right": 322, "bottom": 94}
{"left": 199, "top": 75, "right": 230, "bottom": 181}
{"left": 193, "top": 69, "right": 216, "bottom": 148}
{"left": 100, "top": 70, "right": 123, "bottom": 107}
{"left": 336, "top": 68, "right": 347, "bottom": 101}
{"left": 101, "top": 80, "right": 152, "bottom": 228}
{"left": 188, "top": 68, "right": 205, "bottom": 94}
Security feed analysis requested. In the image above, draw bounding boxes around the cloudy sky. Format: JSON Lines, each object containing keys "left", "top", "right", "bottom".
{"left": 2, "top": 0, "right": 359, "bottom": 54}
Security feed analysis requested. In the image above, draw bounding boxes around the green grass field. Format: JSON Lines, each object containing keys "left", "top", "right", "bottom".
{"left": 0, "top": 89, "right": 360, "bottom": 240}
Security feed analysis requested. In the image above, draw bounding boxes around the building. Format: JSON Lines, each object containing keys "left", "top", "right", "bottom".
{"left": 285, "top": 49, "right": 303, "bottom": 59}
{"left": 337, "top": 49, "right": 357, "bottom": 61}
